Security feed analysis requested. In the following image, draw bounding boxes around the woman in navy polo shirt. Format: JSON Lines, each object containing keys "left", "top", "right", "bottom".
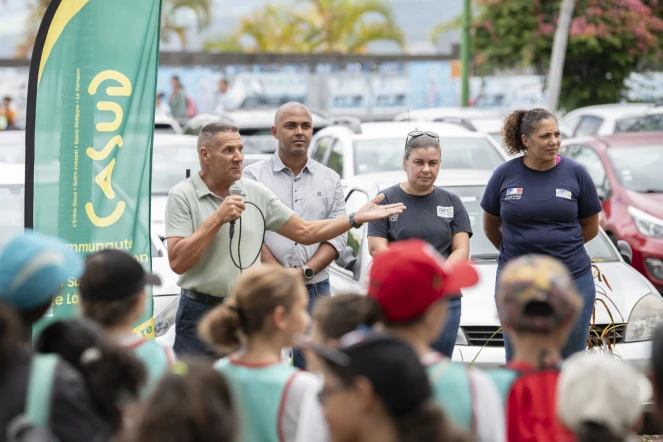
{"left": 481, "top": 108, "right": 602, "bottom": 361}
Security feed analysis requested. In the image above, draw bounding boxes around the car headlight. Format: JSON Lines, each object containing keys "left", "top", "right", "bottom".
{"left": 628, "top": 206, "right": 663, "bottom": 239}
{"left": 154, "top": 297, "right": 179, "bottom": 337}
{"left": 456, "top": 327, "right": 468, "bottom": 346}
{"left": 625, "top": 293, "right": 663, "bottom": 342}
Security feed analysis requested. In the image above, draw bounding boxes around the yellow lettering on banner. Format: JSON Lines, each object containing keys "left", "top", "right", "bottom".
{"left": 85, "top": 69, "right": 132, "bottom": 228}
{"left": 95, "top": 102, "right": 123, "bottom": 132}
{"left": 67, "top": 277, "right": 79, "bottom": 288}
{"left": 85, "top": 201, "right": 126, "bottom": 227}
{"left": 54, "top": 296, "right": 63, "bottom": 306}
{"left": 88, "top": 70, "right": 132, "bottom": 96}
{"left": 95, "top": 159, "right": 117, "bottom": 199}
{"left": 133, "top": 317, "right": 156, "bottom": 339}
{"left": 86, "top": 135, "right": 123, "bottom": 161}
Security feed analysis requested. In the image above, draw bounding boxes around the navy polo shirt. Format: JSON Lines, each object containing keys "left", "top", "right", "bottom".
{"left": 480, "top": 156, "right": 602, "bottom": 278}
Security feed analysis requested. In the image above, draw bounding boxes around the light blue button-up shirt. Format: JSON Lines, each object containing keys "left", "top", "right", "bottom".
{"left": 243, "top": 152, "right": 347, "bottom": 285}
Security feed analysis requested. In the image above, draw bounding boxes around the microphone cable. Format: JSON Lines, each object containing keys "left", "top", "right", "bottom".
{"left": 228, "top": 201, "right": 266, "bottom": 273}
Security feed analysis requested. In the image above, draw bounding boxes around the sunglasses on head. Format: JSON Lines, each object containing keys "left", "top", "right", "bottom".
{"left": 405, "top": 130, "right": 440, "bottom": 151}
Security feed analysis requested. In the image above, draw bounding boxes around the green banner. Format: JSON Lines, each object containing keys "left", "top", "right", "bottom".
{"left": 25, "top": 0, "right": 162, "bottom": 338}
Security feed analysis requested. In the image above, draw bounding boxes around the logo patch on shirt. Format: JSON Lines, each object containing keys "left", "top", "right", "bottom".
{"left": 556, "top": 189, "right": 573, "bottom": 200}
{"left": 505, "top": 188, "right": 523, "bottom": 200}
{"left": 389, "top": 215, "right": 399, "bottom": 222}
{"left": 437, "top": 206, "right": 454, "bottom": 218}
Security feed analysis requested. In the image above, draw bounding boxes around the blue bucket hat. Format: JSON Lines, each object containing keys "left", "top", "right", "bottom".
{"left": 0, "top": 230, "right": 83, "bottom": 311}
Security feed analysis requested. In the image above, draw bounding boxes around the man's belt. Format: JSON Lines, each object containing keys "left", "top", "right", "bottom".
{"left": 181, "top": 289, "right": 225, "bottom": 306}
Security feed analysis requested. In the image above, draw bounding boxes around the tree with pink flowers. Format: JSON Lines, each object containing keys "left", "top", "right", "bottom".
{"left": 473, "top": 0, "right": 663, "bottom": 110}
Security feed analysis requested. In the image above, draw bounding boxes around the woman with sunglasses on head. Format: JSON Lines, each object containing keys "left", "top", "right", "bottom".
{"left": 367, "top": 131, "right": 473, "bottom": 357}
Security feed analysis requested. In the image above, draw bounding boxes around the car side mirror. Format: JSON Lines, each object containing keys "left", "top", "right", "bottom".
{"left": 618, "top": 240, "right": 633, "bottom": 265}
{"left": 335, "top": 246, "right": 357, "bottom": 270}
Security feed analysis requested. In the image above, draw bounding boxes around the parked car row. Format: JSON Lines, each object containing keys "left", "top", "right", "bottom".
{"left": 1, "top": 103, "right": 661, "bottom": 363}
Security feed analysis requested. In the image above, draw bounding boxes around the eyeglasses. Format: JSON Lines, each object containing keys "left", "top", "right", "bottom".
{"left": 405, "top": 130, "right": 440, "bottom": 151}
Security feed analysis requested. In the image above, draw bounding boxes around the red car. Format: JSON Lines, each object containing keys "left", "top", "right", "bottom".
{"left": 561, "top": 133, "right": 663, "bottom": 293}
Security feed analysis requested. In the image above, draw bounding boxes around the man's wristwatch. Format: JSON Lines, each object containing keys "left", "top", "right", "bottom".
{"left": 349, "top": 212, "right": 362, "bottom": 229}
{"left": 302, "top": 265, "right": 315, "bottom": 281}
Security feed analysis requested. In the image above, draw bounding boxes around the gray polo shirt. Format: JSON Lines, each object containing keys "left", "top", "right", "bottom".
{"left": 165, "top": 173, "right": 294, "bottom": 298}
{"left": 244, "top": 153, "right": 347, "bottom": 285}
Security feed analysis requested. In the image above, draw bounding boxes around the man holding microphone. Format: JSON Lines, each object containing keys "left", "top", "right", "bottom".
{"left": 166, "top": 122, "right": 404, "bottom": 356}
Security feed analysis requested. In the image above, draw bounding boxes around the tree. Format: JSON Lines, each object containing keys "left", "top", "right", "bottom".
{"left": 473, "top": 0, "right": 663, "bottom": 111}
{"left": 205, "top": 0, "right": 405, "bottom": 54}
{"left": 206, "top": 4, "right": 309, "bottom": 53}
{"left": 14, "top": 0, "right": 49, "bottom": 58}
{"left": 296, "top": 0, "right": 405, "bottom": 53}
{"left": 161, "top": 0, "right": 212, "bottom": 50}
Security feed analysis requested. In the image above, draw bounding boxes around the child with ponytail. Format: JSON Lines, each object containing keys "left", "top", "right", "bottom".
{"left": 199, "top": 265, "right": 318, "bottom": 442}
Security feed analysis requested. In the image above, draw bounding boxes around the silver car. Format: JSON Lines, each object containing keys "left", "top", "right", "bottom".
{"left": 330, "top": 169, "right": 661, "bottom": 371}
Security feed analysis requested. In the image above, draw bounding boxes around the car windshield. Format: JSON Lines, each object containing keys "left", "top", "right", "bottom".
{"left": 449, "top": 185, "right": 620, "bottom": 262}
{"left": 353, "top": 137, "right": 504, "bottom": 175}
{"left": 606, "top": 146, "right": 663, "bottom": 192}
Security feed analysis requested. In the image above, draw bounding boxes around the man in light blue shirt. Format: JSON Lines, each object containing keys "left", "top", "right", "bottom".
{"left": 244, "top": 102, "right": 347, "bottom": 368}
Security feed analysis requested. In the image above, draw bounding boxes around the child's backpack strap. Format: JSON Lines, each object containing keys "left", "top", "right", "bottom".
{"left": 486, "top": 367, "right": 520, "bottom": 404}
{"left": 26, "top": 353, "right": 59, "bottom": 428}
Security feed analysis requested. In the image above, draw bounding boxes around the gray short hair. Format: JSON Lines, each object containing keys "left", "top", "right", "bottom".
{"left": 404, "top": 134, "right": 441, "bottom": 160}
{"left": 197, "top": 122, "right": 239, "bottom": 152}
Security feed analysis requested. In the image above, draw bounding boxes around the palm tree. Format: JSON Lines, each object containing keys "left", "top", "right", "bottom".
{"left": 14, "top": 0, "right": 49, "bottom": 58}
{"left": 297, "top": 0, "right": 405, "bottom": 53}
{"left": 205, "top": 0, "right": 404, "bottom": 54}
{"left": 160, "top": 0, "right": 211, "bottom": 50}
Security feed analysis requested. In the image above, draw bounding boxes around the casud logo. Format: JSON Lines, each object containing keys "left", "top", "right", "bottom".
{"left": 85, "top": 70, "right": 131, "bottom": 227}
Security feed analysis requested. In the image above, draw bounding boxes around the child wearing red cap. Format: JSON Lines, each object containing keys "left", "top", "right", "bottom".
{"left": 367, "top": 239, "right": 505, "bottom": 442}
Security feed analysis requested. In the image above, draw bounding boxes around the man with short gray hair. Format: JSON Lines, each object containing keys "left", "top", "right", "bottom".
{"left": 244, "top": 102, "right": 347, "bottom": 368}
{"left": 166, "top": 122, "right": 405, "bottom": 356}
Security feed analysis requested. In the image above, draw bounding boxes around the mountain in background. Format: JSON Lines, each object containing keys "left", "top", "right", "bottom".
{"left": 0, "top": 0, "right": 461, "bottom": 58}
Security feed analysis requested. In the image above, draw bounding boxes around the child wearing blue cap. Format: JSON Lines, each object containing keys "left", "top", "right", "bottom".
{"left": 0, "top": 230, "right": 113, "bottom": 442}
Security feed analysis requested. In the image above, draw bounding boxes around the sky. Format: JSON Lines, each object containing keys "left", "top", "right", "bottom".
{"left": 0, "top": 0, "right": 462, "bottom": 57}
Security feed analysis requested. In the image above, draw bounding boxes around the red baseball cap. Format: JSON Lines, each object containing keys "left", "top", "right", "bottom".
{"left": 368, "top": 239, "right": 479, "bottom": 322}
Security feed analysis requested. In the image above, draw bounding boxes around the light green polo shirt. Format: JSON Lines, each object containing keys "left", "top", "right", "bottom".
{"left": 165, "top": 174, "right": 295, "bottom": 298}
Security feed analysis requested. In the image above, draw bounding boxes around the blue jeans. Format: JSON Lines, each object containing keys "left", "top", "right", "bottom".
{"left": 173, "top": 293, "right": 219, "bottom": 357}
{"left": 497, "top": 269, "right": 596, "bottom": 362}
{"left": 293, "top": 279, "right": 331, "bottom": 369}
{"left": 430, "top": 297, "right": 462, "bottom": 358}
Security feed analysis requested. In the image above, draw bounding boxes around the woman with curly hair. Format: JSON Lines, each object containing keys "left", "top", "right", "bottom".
{"left": 480, "top": 108, "right": 602, "bottom": 362}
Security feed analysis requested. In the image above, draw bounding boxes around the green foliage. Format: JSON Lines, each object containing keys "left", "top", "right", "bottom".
{"left": 473, "top": 0, "right": 663, "bottom": 111}
{"left": 204, "top": 0, "right": 405, "bottom": 54}
{"left": 161, "top": 0, "right": 212, "bottom": 49}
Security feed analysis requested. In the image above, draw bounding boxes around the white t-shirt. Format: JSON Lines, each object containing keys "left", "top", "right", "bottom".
{"left": 295, "top": 374, "right": 330, "bottom": 442}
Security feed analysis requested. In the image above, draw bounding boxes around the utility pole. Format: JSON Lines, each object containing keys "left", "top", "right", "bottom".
{"left": 461, "top": 0, "right": 471, "bottom": 107}
{"left": 547, "top": 0, "right": 576, "bottom": 111}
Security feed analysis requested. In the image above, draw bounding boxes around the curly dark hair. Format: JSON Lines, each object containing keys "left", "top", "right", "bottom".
{"left": 502, "top": 108, "right": 556, "bottom": 156}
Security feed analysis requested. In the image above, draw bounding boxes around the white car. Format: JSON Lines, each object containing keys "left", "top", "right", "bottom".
{"left": 309, "top": 122, "right": 509, "bottom": 181}
{"left": 181, "top": 108, "right": 344, "bottom": 154}
{"left": 393, "top": 107, "right": 508, "bottom": 145}
{"left": 621, "top": 103, "right": 663, "bottom": 132}
{"left": 329, "top": 169, "right": 660, "bottom": 371}
{"left": 558, "top": 103, "right": 656, "bottom": 139}
{"left": 154, "top": 111, "right": 183, "bottom": 134}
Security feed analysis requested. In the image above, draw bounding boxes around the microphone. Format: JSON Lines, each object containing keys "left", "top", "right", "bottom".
{"left": 229, "top": 182, "right": 244, "bottom": 229}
